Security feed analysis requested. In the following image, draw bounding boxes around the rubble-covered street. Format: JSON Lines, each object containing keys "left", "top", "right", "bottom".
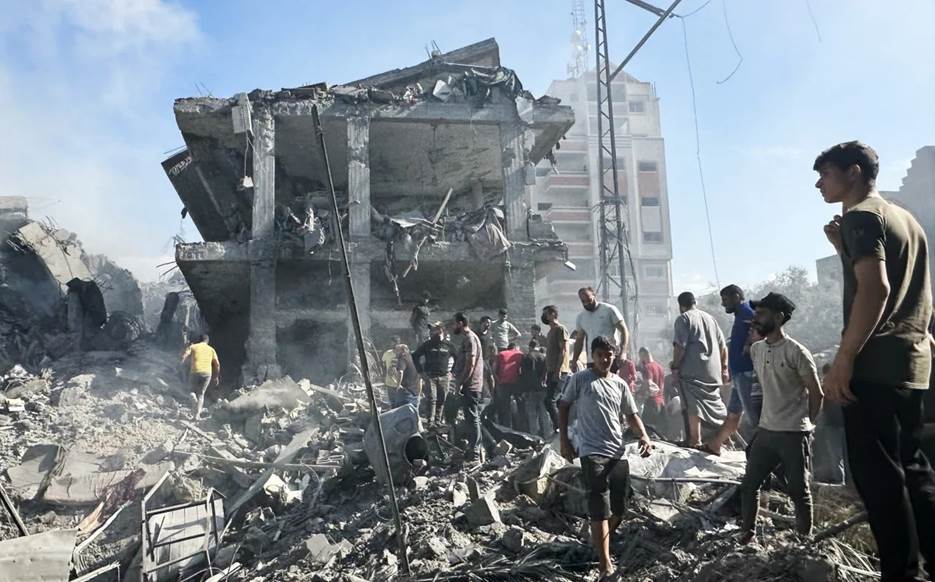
{"left": 3, "top": 2, "right": 933, "bottom": 581}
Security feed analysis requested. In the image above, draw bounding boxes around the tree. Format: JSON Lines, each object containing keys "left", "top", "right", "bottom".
{"left": 697, "top": 266, "right": 843, "bottom": 358}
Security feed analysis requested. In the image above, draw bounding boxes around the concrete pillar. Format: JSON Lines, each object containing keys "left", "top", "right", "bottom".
{"left": 504, "top": 261, "right": 537, "bottom": 335}
{"left": 500, "top": 123, "right": 528, "bottom": 239}
{"left": 242, "top": 104, "right": 282, "bottom": 383}
{"left": 243, "top": 251, "right": 282, "bottom": 384}
{"left": 251, "top": 106, "right": 276, "bottom": 239}
{"left": 347, "top": 260, "right": 371, "bottom": 371}
{"left": 347, "top": 114, "right": 372, "bottom": 240}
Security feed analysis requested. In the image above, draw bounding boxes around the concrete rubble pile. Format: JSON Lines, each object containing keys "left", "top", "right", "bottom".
{"left": 1, "top": 363, "right": 878, "bottom": 581}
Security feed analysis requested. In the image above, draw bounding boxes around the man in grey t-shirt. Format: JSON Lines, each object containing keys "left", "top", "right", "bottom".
{"left": 739, "top": 293, "right": 823, "bottom": 545}
{"left": 572, "top": 286, "right": 630, "bottom": 370}
{"left": 559, "top": 335, "right": 651, "bottom": 578}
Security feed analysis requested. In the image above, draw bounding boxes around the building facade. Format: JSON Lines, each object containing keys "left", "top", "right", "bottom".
{"left": 533, "top": 71, "right": 674, "bottom": 354}
{"left": 162, "top": 40, "right": 574, "bottom": 385}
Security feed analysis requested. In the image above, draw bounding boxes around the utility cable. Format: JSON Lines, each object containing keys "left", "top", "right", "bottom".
{"left": 715, "top": 0, "right": 744, "bottom": 84}
{"left": 804, "top": 0, "right": 823, "bottom": 42}
{"left": 676, "top": 0, "right": 711, "bottom": 18}
{"left": 679, "top": 17, "right": 721, "bottom": 289}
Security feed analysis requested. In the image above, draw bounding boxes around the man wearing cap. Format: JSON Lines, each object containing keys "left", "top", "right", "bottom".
{"left": 739, "top": 292, "right": 823, "bottom": 544}
{"left": 412, "top": 321, "right": 455, "bottom": 428}
{"left": 490, "top": 308, "right": 522, "bottom": 351}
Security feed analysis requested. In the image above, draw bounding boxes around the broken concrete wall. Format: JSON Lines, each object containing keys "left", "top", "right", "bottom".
{"left": 84, "top": 254, "right": 144, "bottom": 319}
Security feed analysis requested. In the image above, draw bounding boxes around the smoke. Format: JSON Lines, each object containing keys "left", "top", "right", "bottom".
{"left": 0, "top": 0, "right": 202, "bottom": 282}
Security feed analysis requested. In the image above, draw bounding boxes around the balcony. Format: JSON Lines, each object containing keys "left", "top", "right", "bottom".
{"left": 548, "top": 207, "right": 591, "bottom": 223}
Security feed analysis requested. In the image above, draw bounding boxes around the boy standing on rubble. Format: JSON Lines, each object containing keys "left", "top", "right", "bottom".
{"left": 181, "top": 334, "right": 219, "bottom": 420}
{"left": 738, "top": 292, "right": 823, "bottom": 544}
{"left": 559, "top": 335, "right": 652, "bottom": 578}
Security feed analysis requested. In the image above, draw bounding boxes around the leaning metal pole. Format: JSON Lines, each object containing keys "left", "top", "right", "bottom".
{"left": 311, "top": 105, "right": 411, "bottom": 575}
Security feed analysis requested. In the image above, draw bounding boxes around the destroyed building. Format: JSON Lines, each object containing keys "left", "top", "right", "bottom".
{"left": 162, "top": 39, "right": 575, "bottom": 384}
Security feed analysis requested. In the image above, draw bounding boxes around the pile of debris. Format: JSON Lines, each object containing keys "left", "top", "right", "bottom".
{"left": 1, "top": 356, "right": 878, "bottom": 581}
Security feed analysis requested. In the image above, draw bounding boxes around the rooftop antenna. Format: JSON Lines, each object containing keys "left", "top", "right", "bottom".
{"left": 568, "top": 0, "right": 590, "bottom": 78}
{"left": 430, "top": 40, "right": 442, "bottom": 58}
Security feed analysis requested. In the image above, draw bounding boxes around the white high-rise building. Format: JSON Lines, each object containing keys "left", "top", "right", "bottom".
{"left": 534, "top": 71, "right": 674, "bottom": 354}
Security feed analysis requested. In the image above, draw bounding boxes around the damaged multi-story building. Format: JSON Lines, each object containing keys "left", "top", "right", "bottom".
{"left": 162, "top": 39, "right": 575, "bottom": 385}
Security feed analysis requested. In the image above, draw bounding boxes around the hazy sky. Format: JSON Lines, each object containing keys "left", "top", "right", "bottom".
{"left": 2, "top": 0, "right": 933, "bottom": 293}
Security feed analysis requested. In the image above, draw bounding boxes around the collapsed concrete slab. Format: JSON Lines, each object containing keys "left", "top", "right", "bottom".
{"left": 162, "top": 38, "right": 574, "bottom": 385}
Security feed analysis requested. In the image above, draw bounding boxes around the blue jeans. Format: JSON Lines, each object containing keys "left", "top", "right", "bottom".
{"left": 727, "top": 371, "right": 760, "bottom": 426}
{"left": 391, "top": 388, "right": 419, "bottom": 410}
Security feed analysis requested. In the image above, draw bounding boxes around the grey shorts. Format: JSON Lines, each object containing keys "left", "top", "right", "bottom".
{"left": 190, "top": 372, "right": 212, "bottom": 394}
{"left": 580, "top": 455, "right": 630, "bottom": 520}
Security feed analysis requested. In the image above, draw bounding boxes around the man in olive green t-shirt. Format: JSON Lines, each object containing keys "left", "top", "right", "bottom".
{"left": 818, "top": 141, "right": 935, "bottom": 581}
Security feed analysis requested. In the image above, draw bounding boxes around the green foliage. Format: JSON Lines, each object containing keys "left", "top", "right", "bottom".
{"left": 698, "top": 266, "right": 842, "bottom": 356}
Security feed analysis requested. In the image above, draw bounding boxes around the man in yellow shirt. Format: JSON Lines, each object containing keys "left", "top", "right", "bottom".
{"left": 181, "top": 334, "right": 220, "bottom": 420}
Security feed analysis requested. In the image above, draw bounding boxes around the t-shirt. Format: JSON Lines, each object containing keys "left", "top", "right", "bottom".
{"left": 479, "top": 330, "right": 498, "bottom": 363}
{"left": 729, "top": 302, "right": 755, "bottom": 373}
{"left": 490, "top": 319, "right": 521, "bottom": 350}
{"left": 576, "top": 302, "right": 624, "bottom": 362}
{"left": 395, "top": 354, "right": 420, "bottom": 394}
{"left": 495, "top": 348, "right": 524, "bottom": 384}
{"left": 545, "top": 323, "right": 571, "bottom": 378}
{"left": 411, "top": 303, "right": 431, "bottom": 330}
{"left": 840, "top": 195, "right": 933, "bottom": 389}
{"left": 751, "top": 337, "right": 819, "bottom": 432}
{"left": 640, "top": 360, "right": 666, "bottom": 406}
{"left": 618, "top": 358, "right": 637, "bottom": 391}
{"left": 185, "top": 342, "right": 218, "bottom": 375}
{"left": 673, "top": 308, "right": 726, "bottom": 385}
{"left": 412, "top": 337, "right": 455, "bottom": 377}
{"left": 559, "top": 369, "right": 639, "bottom": 459}
{"left": 382, "top": 349, "right": 399, "bottom": 388}
{"left": 519, "top": 350, "right": 547, "bottom": 392}
{"left": 454, "top": 328, "right": 485, "bottom": 392}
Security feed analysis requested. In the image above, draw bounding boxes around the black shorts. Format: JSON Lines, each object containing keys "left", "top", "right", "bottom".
{"left": 580, "top": 455, "right": 630, "bottom": 520}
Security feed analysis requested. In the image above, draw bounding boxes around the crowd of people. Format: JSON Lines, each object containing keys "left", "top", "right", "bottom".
{"left": 377, "top": 141, "right": 935, "bottom": 581}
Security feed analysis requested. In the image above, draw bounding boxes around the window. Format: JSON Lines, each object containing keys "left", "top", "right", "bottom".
{"left": 640, "top": 196, "right": 660, "bottom": 207}
{"left": 644, "top": 265, "right": 665, "bottom": 279}
{"left": 628, "top": 101, "right": 645, "bottom": 113}
{"left": 643, "top": 232, "right": 664, "bottom": 243}
{"left": 638, "top": 161, "right": 658, "bottom": 172}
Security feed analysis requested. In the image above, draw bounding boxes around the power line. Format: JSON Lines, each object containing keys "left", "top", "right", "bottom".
{"left": 715, "top": 0, "right": 744, "bottom": 85}
{"left": 804, "top": 0, "right": 823, "bottom": 42}
{"left": 678, "top": 17, "right": 721, "bottom": 288}
{"left": 678, "top": 0, "right": 712, "bottom": 18}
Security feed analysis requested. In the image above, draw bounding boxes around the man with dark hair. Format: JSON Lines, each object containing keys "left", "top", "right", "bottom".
{"left": 412, "top": 322, "right": 455, "bottom": 428}
{"left": 391, "top": 344, "right": 420, "bottom": 409}
{"left": 573, "top": 286, "right": 630, "bottom": 372}
{"left": 529, "top": 324, "right": 545, "bottom": 349}
{"left": 739, "top": 292, "right": 823, "bottom": 545}
{"left": 492, "top": 341, "right": 524, "bottom": 427}
{"left": 542, "top": 305, "right": 571, "bottom": 432}
{"left": 490, "top": 308, "right": 522, "bottom": 351}
{"left": 670, "top": 291, "right": 729, "bottom": 447}
{"left": 382, "top": 335, "right": 402, "bottom": 394}
{"left": 452, "top": 312, "right": 485, "bottom": 462}
{"left": 517, "top": 338, "right": 549, "bottom": 434}
{"left": 818, "top": 140, "right": 935, "bottom": 580}
{"left": 637, "top": 347, "right": 666, "bottom": 429}
{"left": 181, "top": 333, "right": 220, "bottom": 420}
{"left": 478, "top": 315, "right": 498, "bottom": 394}
{"left": 559, "top": 335, "right": 652, "bottom": 578}
{"left": 703, "top": 284, "right": 760, "bottom": 455}
{"left": 410, "top": 291, "right": 433, "bottom": 345}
